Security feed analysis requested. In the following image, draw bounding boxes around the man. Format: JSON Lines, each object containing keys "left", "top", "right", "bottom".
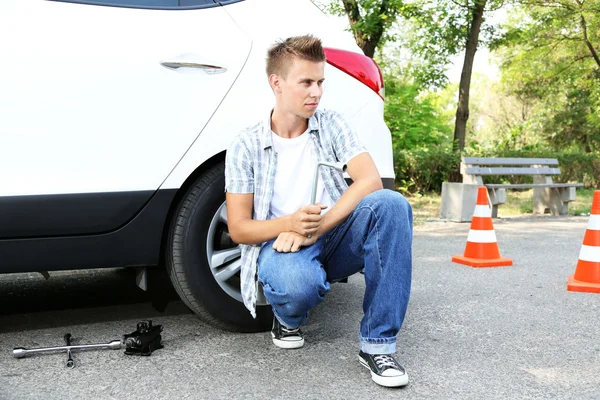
{"left": 224, "top": 34, "right": 413, "bottom": 388}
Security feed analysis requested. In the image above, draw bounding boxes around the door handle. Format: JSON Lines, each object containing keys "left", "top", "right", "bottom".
{"left": 160, "top": 61, "right": 227, "bottom": 74}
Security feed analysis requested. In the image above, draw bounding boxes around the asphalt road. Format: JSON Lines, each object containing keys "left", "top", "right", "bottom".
{"left": 1, "top": 216, "right": 599, "bottom": 399}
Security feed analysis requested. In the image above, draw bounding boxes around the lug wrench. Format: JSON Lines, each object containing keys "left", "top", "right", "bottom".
{"left": 308, "top": 161, "right": 347, "bottom": 238}
{"left": 64, "top": 333, "right": 74, "bottom": 368}
{"left": 12, "top": 339, "right": 122, "bottom": 360}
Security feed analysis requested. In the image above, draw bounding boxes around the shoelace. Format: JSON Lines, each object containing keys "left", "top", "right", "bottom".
{"left": 281, "top": 326, "right": 300, "bottom": 334}
{"left": 373, "top": 355, "right": 399, "bottom": 369}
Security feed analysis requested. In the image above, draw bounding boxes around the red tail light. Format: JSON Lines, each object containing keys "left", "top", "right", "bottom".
{"left": 323, "top": 47, "right": 384, "bottom": 100}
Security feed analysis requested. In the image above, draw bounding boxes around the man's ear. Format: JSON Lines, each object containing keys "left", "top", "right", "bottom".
{"left": 269, "top": 74, "right": 282, "bottom": 94}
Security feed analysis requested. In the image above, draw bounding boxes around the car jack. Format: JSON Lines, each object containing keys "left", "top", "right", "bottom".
{"left": 12, "top": 320, "right": 163, "bottom": 367}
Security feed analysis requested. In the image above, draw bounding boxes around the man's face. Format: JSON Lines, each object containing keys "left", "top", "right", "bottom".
{"left": 276, "top": 57, "right": 325, "bottom": 119}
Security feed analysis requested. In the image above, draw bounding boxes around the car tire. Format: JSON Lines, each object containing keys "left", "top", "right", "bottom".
{"left": 165, "top": 162, "right": 273, "bottom": 333}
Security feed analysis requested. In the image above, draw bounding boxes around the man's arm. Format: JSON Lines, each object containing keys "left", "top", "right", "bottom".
{"left": 268, "top": 152, "right": 382, "bottom": 253}
{"left": 226, "top": 192, "right": 327, "bottom": 245}
{"left": 228, "top": 152, "right": 382, "bottom": 250}
{"left": 317, "top": 152, "right": 383, "bottom": 236}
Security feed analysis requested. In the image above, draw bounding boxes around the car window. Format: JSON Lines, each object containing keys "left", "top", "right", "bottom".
{"left": 51, "top": 0, "right": 216, "bottom": 9}
{"left": 179, "top": 0, "right": 214, "bottom": 5}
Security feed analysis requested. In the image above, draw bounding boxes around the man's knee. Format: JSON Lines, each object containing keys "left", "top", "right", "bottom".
{"left": 363, "top": 189, "right": 412, "bottom": 220}
{"left": 261, "top": 263, "right": 329, "bottom": 315}
{"left": 281, "top": 285, "right": 327, "bottom": 318}
{"left": 284, "top": 269, "right": 328, "bottom": 303}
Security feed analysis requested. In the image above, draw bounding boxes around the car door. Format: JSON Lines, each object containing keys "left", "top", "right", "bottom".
{"left": 0, "top": 0, "right": 250, "bottom": 237}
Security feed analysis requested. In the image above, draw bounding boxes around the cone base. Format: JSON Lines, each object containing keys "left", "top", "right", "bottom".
{"left": 452, "top": 255, "right": 513, "bottom": 268}
{"left": 567, "top": 274, "right": 600, "bottom": 294}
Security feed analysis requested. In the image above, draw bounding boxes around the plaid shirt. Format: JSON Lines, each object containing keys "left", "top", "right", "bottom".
{"left": 224, "top": 108, "right": 367, "bottom": 317}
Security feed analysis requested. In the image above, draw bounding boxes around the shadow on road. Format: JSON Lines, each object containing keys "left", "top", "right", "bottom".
{"left": 0, "top": 267, "right": 192, "bottom": 334}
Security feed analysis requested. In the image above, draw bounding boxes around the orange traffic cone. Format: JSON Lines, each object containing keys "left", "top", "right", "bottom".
{"left": 452, "top": 186, "right": 513, "bottom": 267}
{"left": 568, "top": 190, "right": 600, "bottom": 293}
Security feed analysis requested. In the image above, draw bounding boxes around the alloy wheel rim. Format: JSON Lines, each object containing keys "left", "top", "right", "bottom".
{"left": 206, "top": 201, "right": 268, "bottom": 305}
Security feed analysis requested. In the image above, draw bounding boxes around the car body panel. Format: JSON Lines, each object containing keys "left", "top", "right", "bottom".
{"left": 161, "top": 0, "right": 395, "bottom": 190}
{"left": 0, "top": 0, "right": 250, "bottom": 198}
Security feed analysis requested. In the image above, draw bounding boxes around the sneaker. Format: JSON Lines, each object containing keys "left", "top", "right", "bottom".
{"left": 358, "top": 351, "right": 409, "bottom": 387}
{"left": 271, "top": 317, "right": 304, "bottom": 349}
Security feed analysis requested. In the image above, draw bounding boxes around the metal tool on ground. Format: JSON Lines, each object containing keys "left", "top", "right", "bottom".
{"left": 12, "top": 320, "right": 164, "bottom": 366}
{"left": 122, "top": 320, "right": 164, "bottom": 356}
{"left": 308, "top": 161, "right": 347, "bottom": 238}
{"left": 64, "top": 333, "right": 75, "bottom": 368}
{"left": 12, "top": 338, "right": 122, "bottom": 361}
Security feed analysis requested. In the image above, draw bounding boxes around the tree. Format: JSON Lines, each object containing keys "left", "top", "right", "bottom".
{"left": 409, "top": 0, "right": 505, "bottom": 151}
{"left": 324, "top": 0, "right": 506, "bottom": 156}
{"left": 323, "top": 0, "right": 412, "bottom": 57}
{"left": 453, "top": 0, "right": 487, "bottom": 151}
{"left": 494, "top": 0, "right": 600, "bottom": 152}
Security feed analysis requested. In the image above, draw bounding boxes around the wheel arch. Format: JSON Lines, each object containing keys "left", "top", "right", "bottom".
{"left": 159, "top": 151, "right": 227, "bottom": 267}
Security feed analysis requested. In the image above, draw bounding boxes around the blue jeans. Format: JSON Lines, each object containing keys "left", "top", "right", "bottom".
{"left": 257, "top": 189, "right": 413, "bottom": 354}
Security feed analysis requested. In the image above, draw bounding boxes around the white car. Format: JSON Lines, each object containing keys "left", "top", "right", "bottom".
{"left": 0, "top": 0, "right": 395, "bottom": 332}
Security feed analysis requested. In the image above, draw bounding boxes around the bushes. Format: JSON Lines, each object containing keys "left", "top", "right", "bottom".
{"left": 381, "top": 71, "right": 600, "bottom": 194}
{"left": 393, "top": 147, "right": 600, "bottom": 194}
{"left": 553, "top": 152, "right": 600, "bottom": 188}
{"left": 393, "top": 146, "right": 461, "bottom": 193}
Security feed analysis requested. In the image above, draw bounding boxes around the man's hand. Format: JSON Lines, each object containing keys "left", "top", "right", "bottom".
{"left": 288, "top": 203, "right": 328, "bottom": 236}
{"left": 272, "top": 231, "right": 318, "bottom": 253}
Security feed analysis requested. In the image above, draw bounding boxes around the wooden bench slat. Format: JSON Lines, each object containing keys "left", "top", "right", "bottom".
{"left": 485, "top": 183, "right": 584, "bottom": 189}
{"left": 465, "top": 167, "right": 561, "bottom": 175}
{"left": 462, "top": 157, "right": 559, "bottom": 166}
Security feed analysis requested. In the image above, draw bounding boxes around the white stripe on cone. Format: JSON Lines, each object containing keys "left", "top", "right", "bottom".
{"left": 588, "top": 215, "right": 600, "bottom": 230}
{"left": 579, "top": 245, "right": 600, "bottom": 263}
{"left": 467, "top": 229, "right": 497, "bottom": 243}
{"left": 473, "top": 205, "right": 491, "bottom": 218}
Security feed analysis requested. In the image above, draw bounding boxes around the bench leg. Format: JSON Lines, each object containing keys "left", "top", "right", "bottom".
{"left": 533, "top": 175, "right": 554, "bottom": 215}
{"left": 557, "top": 187, "right": 577, "bottom": 216}
{"left": 533, "top": 187, "right": 549, "bottom": 214}
{"left": 487, "top": 188, "right": 505, "bottom": 219}
{"left": 534, "top": 187, "right": 575, "bottom": 215}
{"left": 549, "top": 189, "right": 566, "bottom": 215}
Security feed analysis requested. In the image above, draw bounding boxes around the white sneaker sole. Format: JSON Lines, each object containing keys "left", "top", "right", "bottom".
{"left": 359, "top": 356, "right": 409, "bottom": 387}
{"left": 271, "top": 333, "right": 304, "bottom": 349}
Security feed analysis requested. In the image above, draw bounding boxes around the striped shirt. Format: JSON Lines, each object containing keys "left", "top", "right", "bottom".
{"left": 224, "top": 108, "right": 367, "bottom": 317}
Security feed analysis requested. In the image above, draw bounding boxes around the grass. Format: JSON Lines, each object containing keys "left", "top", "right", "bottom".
{"left": 405, "top": 188, "right": 596, "bottom": 225}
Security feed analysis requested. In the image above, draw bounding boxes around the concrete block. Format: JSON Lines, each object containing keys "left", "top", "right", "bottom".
{"left": 560, "top": 187, "right": 577, "bottom": 202}
{"left": 440, "top": 182, "right": 480, "bottom": 222}
{"left": 488, "top": 188, "right": 506, "bottom": 205}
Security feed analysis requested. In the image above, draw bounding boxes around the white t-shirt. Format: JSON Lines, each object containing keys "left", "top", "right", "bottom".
{"left": 268, "top": 130, "right": 334, "bottom": 219}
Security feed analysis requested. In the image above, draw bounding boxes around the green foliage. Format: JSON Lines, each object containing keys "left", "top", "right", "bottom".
{"left": 391, "top": 0, "right": 506, "bottom": 89}
{"left": 494, "top": 1, "right": 600, "bottom": 153}
{"left": 322, "top": 0, "right": 505, "bottom": 88}
{"left": 393, "top": 146, "right": 461, "bottom": 193}
{"left": 394, "top": 147, "right": 600, "bottom": 194}
{"left": 323, "top": 0, "right": 414, "bottom": 56}
{"left": 384, "top": 76, "right": 453, "bottom": 150}
{"left": 461, "top": 73, "right": 547, "bottom": 152}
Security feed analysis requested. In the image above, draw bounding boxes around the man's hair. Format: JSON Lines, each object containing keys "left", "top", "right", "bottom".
{"left": 266, "top": 34, "right": 325, "bottom": 79}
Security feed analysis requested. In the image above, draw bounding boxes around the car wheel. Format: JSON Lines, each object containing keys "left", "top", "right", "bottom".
{"left": 166, "top": 162, "right": 272, "bottom": 332}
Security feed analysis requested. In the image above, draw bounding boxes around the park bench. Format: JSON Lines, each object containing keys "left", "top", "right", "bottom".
{"left": 440, "top": 157, "right": 584, "bottom": 221}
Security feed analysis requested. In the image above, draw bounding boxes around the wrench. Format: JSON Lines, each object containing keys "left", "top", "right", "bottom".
{"left": 12, "top": 340, "right": 122, "bottom": 359}
{"left": 64, "top": 334, "right": 74, "bottom": 368}
{"left": 308, "top": 161, "right": 347, "bottom": 238}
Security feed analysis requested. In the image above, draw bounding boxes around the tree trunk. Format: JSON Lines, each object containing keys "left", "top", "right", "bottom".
{"left": 341, "top": 0, "right": 388, "bottom": 58}
{"left": 452, "top": 0, "right": 487, "bottom": 152}
{"left": 580, "top": 14, "right": 600, "bottom": 69}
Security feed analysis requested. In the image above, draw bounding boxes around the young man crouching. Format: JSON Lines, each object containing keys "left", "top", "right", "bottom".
{"left": 225, "top": 34, "right": 413, "bottom": 388}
